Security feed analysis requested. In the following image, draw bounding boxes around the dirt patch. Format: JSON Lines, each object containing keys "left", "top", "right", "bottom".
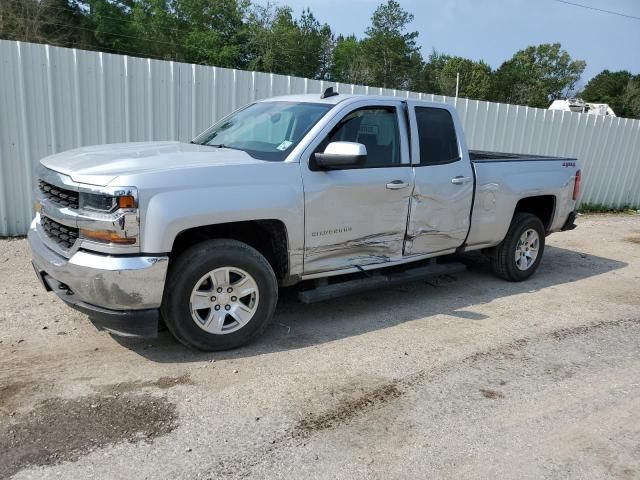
{"left": 287, "top": 318, "right": 640, "bottom": 436}
{"left": 479, "top": 388, "right": 505, "bottom": 400}
{"left": 463, "top": 338, "right": 530, "bottom": 365}
{"left": 0, "top": 393, "right": 177, "bottom": 478}
{"left": 626, "top": 236, "right": 640, "bottom": 245}
{"left": 0, "top": 381, "right": 38, "bottom": 413}
{"left": 459, "top": 318, "right": 639, "bottom": 361}
{"left": 293, "top": 383, "right": 404, "bottom": 437}
{"left": 213, "top": 382, "right": 406, "bottom": 477}
{"left": 96, "top": 373, "right": 194, "bottom": 394}
{"left": 294, "top": 319, "right": 639, "bottom": 436}
{"left": 549, "top": 317, "right": 639, "bottom": 341}
{"left": 212, "top": 317, "right": 640, "bottom": 479}
{"left": 286, "top": 318, "right": 640, "bottom": 440}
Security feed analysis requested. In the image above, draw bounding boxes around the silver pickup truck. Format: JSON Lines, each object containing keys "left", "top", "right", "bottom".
{"left": 29, "top": 89, "right": 581, "bottom": 350}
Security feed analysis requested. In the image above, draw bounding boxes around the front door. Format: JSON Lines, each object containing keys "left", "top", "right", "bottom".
{"left": 301, "top": 100, "right": 412, "bottom": 274}
{"left": 404, "top": 101, "right": 474, "bottom": 255}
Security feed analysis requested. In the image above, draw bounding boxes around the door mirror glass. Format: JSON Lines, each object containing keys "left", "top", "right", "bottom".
{"left": 314, "top": 142, "right": 367, "bottom": 170}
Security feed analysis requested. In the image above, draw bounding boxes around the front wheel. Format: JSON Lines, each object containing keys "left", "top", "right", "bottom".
{"left": 162, "top": 239, "right": 278, "bottom": 351}
{"left": 490, "top": 213, "right": 546, "bottom": 282}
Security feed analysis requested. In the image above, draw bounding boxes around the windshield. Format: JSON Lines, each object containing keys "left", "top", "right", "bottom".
{"left": 192, "top": 101, "right": 333, "bottom": 161}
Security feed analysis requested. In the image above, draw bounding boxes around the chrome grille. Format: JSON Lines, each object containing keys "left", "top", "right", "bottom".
{"left": 41, "top": 217, "right": 79, "bottom": 249}
{"left": 38, "top": 180, "right": 79, "bottom": 209}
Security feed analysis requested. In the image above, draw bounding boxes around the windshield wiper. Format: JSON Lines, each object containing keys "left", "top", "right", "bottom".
{"left": 205, "top": 143, "right": 243, "bottom": 151}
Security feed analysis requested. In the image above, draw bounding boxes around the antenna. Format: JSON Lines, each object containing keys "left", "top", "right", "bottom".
{"left": 321, "top": 86, "right": 339, "bottom": 99}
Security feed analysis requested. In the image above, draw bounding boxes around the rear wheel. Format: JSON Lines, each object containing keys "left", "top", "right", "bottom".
{"left": 162, "top": 239, "right": 278, "bottom": 351}
{"left": 490, "top": 213, "right": 545, "bottom": 282}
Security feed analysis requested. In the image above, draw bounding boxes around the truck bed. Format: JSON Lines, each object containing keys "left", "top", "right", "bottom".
{"left": 469, "top": 150, "right": 572, "bottom": 162}
{"left": 466, "top": 153, "right": 579, "bottom": 251}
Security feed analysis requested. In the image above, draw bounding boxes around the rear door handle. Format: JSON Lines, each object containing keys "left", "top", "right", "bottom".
{"left": 386, "top": 180, "right": 410, "bottom": 190}
{"left": 451, "top": 176, "right": 472, "bottom": 185}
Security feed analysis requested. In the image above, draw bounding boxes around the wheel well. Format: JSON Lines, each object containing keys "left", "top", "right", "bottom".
{"left": 171, "top": 220, "right": 289, "bottom": 282}
{"left": 514, "top": 195, "right": 556, "bottom": 231}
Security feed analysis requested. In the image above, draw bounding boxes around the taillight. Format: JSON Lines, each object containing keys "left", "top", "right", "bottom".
{"left": 573, "top": 169, "right": 581, "bottom": 201}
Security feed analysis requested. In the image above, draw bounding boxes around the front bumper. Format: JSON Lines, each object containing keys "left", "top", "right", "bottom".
{"left": 29, "top": 220, "right": 169, "bottom": 337}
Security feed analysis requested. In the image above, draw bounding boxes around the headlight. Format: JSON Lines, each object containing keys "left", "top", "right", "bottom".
{"left": 79, "top": 192, "right": 136, "bottom": 212}
{"left": 79, "top": 192, "right": 117, "bottom": 212}
{"left": 77, "top": 187, "right": 139, "bottom": 250}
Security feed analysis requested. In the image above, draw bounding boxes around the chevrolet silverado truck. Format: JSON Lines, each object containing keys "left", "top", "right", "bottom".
{"left": 29, "top": 89, "right": 581, "bottom": 351}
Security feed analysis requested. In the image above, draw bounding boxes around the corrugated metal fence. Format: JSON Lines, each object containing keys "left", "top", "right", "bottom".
{"left": 1, "top": 40, "right": 639, "bottom": 236}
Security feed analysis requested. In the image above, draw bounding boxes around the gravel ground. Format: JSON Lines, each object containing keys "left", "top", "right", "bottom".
{"left": 1, "top": 214, "right": 639, "bottom": 479}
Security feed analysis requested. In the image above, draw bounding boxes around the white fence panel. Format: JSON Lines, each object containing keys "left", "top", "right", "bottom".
{"left": 1, "top": 40, "right": 639, "bottom": 235}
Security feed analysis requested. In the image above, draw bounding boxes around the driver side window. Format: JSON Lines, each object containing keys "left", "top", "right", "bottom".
{"left": 314, "top": 107, "right": 401, "bottom": 168}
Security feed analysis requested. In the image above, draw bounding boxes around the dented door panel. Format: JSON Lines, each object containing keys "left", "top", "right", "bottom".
{"left": 404, "top": 101, "right": 474, "bottom": 256}
{"left": 300, "top": 99, "right": 412, "bottom": 275}
{"left": 405, "top": 166, "right": 474, "bottom": 254}
{"left": 302, "top": 176, "right": 412, "bottom": 273}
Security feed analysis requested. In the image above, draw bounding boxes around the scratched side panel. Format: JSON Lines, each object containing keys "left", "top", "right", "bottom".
{"left": 301, "top": 167, "right": 413, "bottom": 275}
{"left": 405, "top": 172, "right": 474, "bottom": 255}
{"left": 304, "top": 231, "right": 406, "bottom": 271}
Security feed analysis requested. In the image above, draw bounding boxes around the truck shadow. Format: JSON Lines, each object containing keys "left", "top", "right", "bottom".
{"left": 114, "top": 245, "right": 627, "bottom": 363}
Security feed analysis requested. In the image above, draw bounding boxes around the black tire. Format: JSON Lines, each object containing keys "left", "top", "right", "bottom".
{"left": 490, "top": 213, "right": 546, "bottom": 282}
{"left": 161, "top": 239, "right": 278, "bottom": 351}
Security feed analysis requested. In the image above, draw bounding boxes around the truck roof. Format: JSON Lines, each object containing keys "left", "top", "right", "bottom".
{"left": 259, "top": 93, "right": 454, "bottom": 111}
{"left": 259, "top": 93, "right": 354, "bottom": 105}
{"left": 259, "top": 92, "right": 431, "bottom": 105}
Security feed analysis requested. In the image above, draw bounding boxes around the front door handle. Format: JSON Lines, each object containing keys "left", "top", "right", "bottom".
{"left": 386, "top": 180, "right": 410, "bottom": 190}
{"left": 451, "top": 176, "right": 472, "bottom": 185}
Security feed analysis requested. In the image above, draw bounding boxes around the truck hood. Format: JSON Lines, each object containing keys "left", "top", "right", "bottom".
{"left": 40, "top": 141, "right": 265, "bottom": 186}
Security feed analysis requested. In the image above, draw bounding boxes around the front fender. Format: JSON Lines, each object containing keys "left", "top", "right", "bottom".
{"left": 133, "top": 163, "right": 305, "bottom": 276}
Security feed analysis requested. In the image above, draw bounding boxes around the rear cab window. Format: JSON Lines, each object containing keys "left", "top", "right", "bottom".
{"left": 414, "top": 107, "right": 460, "bottom": 165}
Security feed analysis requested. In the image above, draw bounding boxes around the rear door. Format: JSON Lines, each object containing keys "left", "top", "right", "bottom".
{"left": 300, "top": 99, "right": 413, "bottom": 274}
{"left": 404, "top": 101, "right": 474, "bottom": 255}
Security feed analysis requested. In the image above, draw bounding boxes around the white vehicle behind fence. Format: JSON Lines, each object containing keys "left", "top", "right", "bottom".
{"left": 549, "top": 98, "right": 616, "bottom": 116}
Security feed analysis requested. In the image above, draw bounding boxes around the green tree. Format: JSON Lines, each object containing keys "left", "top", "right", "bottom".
{"left": 621, "top": 75, "right": 640, "bottom": 119}
{"left": 331, "top": 35, "right": 369, "bottom": 85}
{"left": 440, "top": 57, "right": 492, "bottom": 99}
{"left": 87, "top": 0, "right": 140, "bottom": 54}
{"left": 246, "top": 4, "right": 295, "bottom": 74}
{"left": 415, "top": 50, "right": 449, "bottom": 93}
{"left": 316, "top": 24, "right": 334, "bottom": 80}
{"left": 360, "top": 0, "right": 422, "bottom": 89}
{"left": 245, "top": 5, "right": 332, "bottom": 78}
{"left": 419, "top": 51, "right": 492, "bottom": 99}
{"left": 126, "top": 0, "right": 182, "bottom": 59}
{"left": 0, "top": 0, "right": 91, "bottom": 48}
{"left": 491, "top": 43, "right": 586, "bottom": 108}
{"left": 173, "top": 0, "right": 249, "bottom": 67}
{"left": 294, "top": 9, "right": 333, "bottom": 79}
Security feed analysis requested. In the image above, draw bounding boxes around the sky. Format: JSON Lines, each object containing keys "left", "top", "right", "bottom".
{"left": 284, "top": 0, "right": 640, "bottom": 87}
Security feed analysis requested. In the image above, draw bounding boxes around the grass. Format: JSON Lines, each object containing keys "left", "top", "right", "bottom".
{"left": 578, "top": 203, "right": 639, "bottom": 215}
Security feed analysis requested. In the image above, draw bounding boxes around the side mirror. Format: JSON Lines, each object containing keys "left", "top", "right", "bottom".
{"left": 314, "top": 142, "right": 367, "bottom": 170}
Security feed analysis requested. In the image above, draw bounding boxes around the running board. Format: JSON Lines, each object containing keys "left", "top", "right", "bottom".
{"left": 298, "top": 262, "right": 466, "bottom": 304}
